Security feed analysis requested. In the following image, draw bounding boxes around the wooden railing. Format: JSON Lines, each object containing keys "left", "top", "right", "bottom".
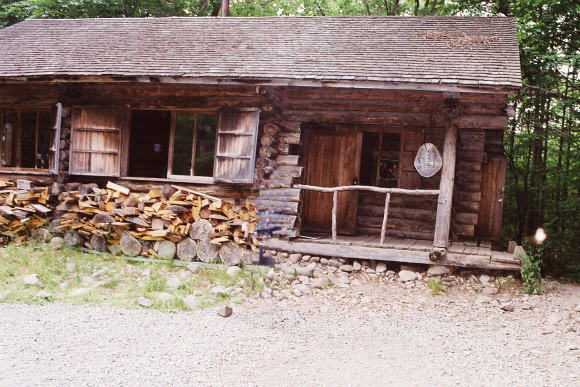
{"left": 295, "top": 184, "right": 440, "bottom": 245}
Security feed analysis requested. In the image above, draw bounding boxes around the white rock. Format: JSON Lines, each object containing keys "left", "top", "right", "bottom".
{"left": 327, "top": 259, "right": 340, "bottom": 267}
{"left": 295, "top": 263, "right": 317, "bottom": 277}
{"left": 574, "top": 303, "right": 580, "bottom": 312}
{"left": 81, "top": 276, "right": 96, "bottom": 287}
{"left": 398, "top": 270, "right": 416, "bottom": 282}
{"left": 353, "top": 261, "right": 362, "bottom": 271}
{"left": 375, "top": 263, "right": 387, "bottom": 274}
{"left": 65, "top": 262, "right": 76, "bottom": 273}
{"left": 340, "top": 264, "right": 354, "bottom": 272}
{"left": 479, "top": 274, "right": 491, "bottom": 284}
{"left": 482, "top": 287, "right": 498, "bottom": 295}
{"left": 69, "top": 288, "right": 91, "bottom": 297}
{"left": 415, "top": 273, "right": 423, "bottom": 281}
{"left": 36, "top": 290, "right": 52, "bottom": 299}
{"left": 298, "top": 275, "right": 310, "bottom": 284}
{"left": 311, "top": 277, "right": 330, "bottom": 289}
{"left": 226, "top": 266, "right": 241, "bottom": 278}
{"left": 155, "top": 292, "right": 175, "bottom": 302}
{"left": 186, "top": 262, "right": 202, "bottom": 274}
{"left": 211, "top": 286, "right": 230, "bottom": 295}
{"left": 301, "top": 255, "right": 311, "bottom": 262}
{"left": 292, "top": 283, "right": 310, "bottom": 297}
{"left": 266, "top": 268, "right": 277, "bottom": 280}
{"left": 427, "top": 265, "right": 449, "bottom": 276}
{"left": 22, "top": 274, "right": 42, "bottom": 286}
{"left": 183, "top": 295, "right": 199, "bottom": 310}
{"left": 141, "top": 269, "right": 151, "bottom": 277}
{"left": 58, "top": 281, "right": 70, "bottom": 291}
{"left": 288, "top": 253, "right": 302, "bottom": 264}
{"left": 137, "top": 297, "right": 153, "bottom": 308}
{"left": 500, "top": 302, "right": 514, "bottom": 312}
{"left": 167, "top": 277, "right": 183, "bottom": 290}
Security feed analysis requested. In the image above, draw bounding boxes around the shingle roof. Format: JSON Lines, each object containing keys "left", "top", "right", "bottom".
{"left": 0, "top": 17, "right": 521, "bottom": 89}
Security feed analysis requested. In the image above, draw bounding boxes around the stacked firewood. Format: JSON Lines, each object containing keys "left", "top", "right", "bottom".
{"left": 54, "top": 182, "right": 259, "bottom": 263}
{"left": 0, "top": 179, "right": 52, "bottom": 243}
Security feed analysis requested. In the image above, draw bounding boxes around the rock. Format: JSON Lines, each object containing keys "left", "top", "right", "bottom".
{"left": 183, "top": 295, "right": 199, "bottom": 310}
{"left": 295, "top": 263, "right": 316, "bottom": 277}
{"left": 23, "top": 274, "right": 42, "bottom": 286}
{"left": 108, "top": 244, "right": 122, "bottom": 255}
{"left": 218, "top": 242, "right": 242, "bottom": 266}
{"left": 311, "top": 277, "right": 330, "bottom": 289}
{"left": 81, "top": 276, "right": 97, "bottom": 287}
{"left": 375, "top": 263, "right": 387, "bottom": 274}
{"left": 226, "top": 266, "right": 241, "bottom": 278}
{"left": 292, "top": 283, "right": 310, "bottom": 297}
{"left": 482, "top": 287, "right": 498, "bottom": 295}
{"left": 507, "top": 240, "right": 517, "bottom": 253}
{"left": 64, "top": 230, "right": 81, "bottom": 246}
{"left": 65, "top": 262, "right": 77, "bottom": 273}
{"left": 36, "top": 290, "right": 52, "bottom": 299}
{"left": 189, "top": 219, "right": 214, "bottom": 240}
{"left": 427, "top": 265, "right": 449, "bottom": 277}
{"left": 217, "top": 305, "right": 233, "bottom": 317}
{"left": 500, "top": 302, "right": 514, "bottom": 312}
{"left": 197, "top": 239, "right": 218, "bottom": 263}
{"left": 211, "top": 286, "right": 230, "bottom": 296}
{"left": 301, "top": 255, "right": 311, "bottom": 262}
{"left": 141, "top": 269, "right": 151, "bottom": 277}
{"left": 166, "top": 277, "right": 183, "bottom": 290}
{"left": 157, "top": 240, "right": 176, "bottom": 259}
{"left": 154, "top": 292, "right": 175, "bottom": 302}
{"left": 49, "top": 236, "right": 64, "bottom": 250}
{"left": 400, "top": 264, "right": 421, "bottom": 272}
{"left": 353, "top": 261, "right": 362, "bottom": 271}
{"left": 398, "top": 270, "right": 416, "bottom": 282}
{"left": 89, "top": 234, "right": 107, "bottom": 252}
{"left": 120, "top": 232, "right": 142, "bottom": 257}
{"left": 575, "top": 303, "right": 580, "bottom": 313}
{"left": 479, "top": 274, "right": 491, "bottom": 284}
{"left": 340, "top": 264, "right": 354, "bottom": 272}
{"left": 186, "top": 262, "right": 202, "bottom": 274}
{"left": 320, "top": 258, "right": 328, "bottom": 265}
{"left": 30, "top": 228, "right": 51, "bottom": 243}
{"left": 288, "top": 253, "right": 302, "bottom": 264}
{"left": 176, "top": 238, "right": 197, "bottom": 261}
{"left": 69, "top": 288, "right": 91, "bottom": 297}
{"left": 327, "top": 259, "right": 340, "bottom": 267}
{"left": 137, "top": 297, "right": 153, "bottom": 308}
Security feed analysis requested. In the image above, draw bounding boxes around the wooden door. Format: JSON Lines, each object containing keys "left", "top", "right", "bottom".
{"left": 302, "top": 129, "right": 362, "bottom": 234}
{"left": 477, "top": 155, "right": 506, "bottom": 239}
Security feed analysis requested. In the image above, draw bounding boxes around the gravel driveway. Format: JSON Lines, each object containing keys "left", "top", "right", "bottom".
{"left": 1, "top": 284, "right": 578, "bottom": 387}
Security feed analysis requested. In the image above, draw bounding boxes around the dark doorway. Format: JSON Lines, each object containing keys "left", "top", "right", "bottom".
{"left": 129, "top": 110, "right": 171, "bottom": 178}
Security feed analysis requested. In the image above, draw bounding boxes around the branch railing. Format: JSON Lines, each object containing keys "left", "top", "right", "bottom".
{"left": 295, "top": 184, "right": 440, "bottom": 245}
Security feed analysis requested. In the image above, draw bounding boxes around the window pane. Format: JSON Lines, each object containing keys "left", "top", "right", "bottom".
{"left": 1, "top": 112, "right": 18, "bottom": 167}
{"left": 193, "top": 114, "right": 216, "bottom": 177}
{"left": 360, "top": 132, "right": 380, "bottom": 186}
{"left": 20, "top": 112, "right": 37, "bottom": 168}
{"left": 172, "top": 113, "right": 194, "bottom": 176}
{"left": 378, "top": 133, "right": 400, "bottom": 188}
{"left": 37, "top": 112, "right": 52, "bottom": 169}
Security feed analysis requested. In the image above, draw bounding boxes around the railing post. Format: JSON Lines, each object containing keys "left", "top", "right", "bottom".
{"left": 331, "top": 190, "right": 338, "bottom": 240}
{"left": 380, "top": 193, "right": 391, "bottom": 246}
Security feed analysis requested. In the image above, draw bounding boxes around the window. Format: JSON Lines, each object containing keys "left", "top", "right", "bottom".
{"left": 169, "top": 113, "right": 217, "bottom": 179}
{"left": 360, "top": 131, "right": 400, "bottom": 188}
{"left": 0, "top": 110, "right": 52, "bottom": 170}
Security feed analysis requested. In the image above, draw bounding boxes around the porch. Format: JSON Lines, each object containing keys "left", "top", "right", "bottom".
{"left": 263, "top": 234, "right": 521, "bottom": 271}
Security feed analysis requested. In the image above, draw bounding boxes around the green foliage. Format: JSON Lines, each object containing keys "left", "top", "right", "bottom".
{"left": 520, "top": 242, "right": 543, "bottom": 294}
{"left": 427, "top": 278, "right": 446, "bottom": 295}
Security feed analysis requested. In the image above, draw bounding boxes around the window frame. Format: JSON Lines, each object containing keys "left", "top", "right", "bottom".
{"left": 0, "top": 108, "right": 53, "bottom": 174}
{"left": 165, "top": 110, "right": 217, "bottom": 184}
{"left": 359, "top": 127, "right": 404, "bottom": 188}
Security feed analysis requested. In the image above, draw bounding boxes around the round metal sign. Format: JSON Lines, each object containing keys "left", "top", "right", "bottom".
{"left": 414, "top": 143, "right": 442, "bottom": 178}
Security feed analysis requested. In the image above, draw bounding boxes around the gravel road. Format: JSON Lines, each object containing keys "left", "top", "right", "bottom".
{"left": 1, "top": 284, "right": 578, "bottom": 387}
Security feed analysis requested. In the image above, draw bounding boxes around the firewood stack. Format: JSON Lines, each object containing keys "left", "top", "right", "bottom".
{"left": 0, "top": 180, "right": 52, "bottom": 243}
{"left": 53, "top": 182, "right": 259, "bottom": 263}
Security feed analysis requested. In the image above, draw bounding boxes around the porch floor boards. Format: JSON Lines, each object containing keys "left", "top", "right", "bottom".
{"left": 263, "top": 234, "right": 521, "bottom": 271}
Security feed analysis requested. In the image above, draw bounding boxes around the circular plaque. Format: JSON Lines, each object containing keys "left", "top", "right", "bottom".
{"left": 414, "top": 143, "right": 442, "bottom": 178}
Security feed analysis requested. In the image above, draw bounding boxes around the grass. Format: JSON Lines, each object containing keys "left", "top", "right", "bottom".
{"left": 427, "top": 278, "right": 446, "bottom": 296}
{"left": 0, "top": 243, "right": 266, "bottom": 313}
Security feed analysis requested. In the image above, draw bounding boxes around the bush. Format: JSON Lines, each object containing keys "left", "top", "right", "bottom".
{"left": 520, "top": 243, "right": 542, "bottom": 295}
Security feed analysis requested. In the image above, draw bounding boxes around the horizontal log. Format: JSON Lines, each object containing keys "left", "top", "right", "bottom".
{"left": 358, "top": 205, "right": 436, "bottom": 222}
{"left": 276, "top": 155, "right": 300, "bottom": 166}
{"left": 258, "top": 188, "right": 301, "bottom": 201}
{"left": 454, "top": 212, "right": 479, "bottom": 225}
{"left": 271, "top": 166, "right": 303, "bottom": 178}
{"left": 255, "top": 199, "right": 299, "bottom": 214}
{"left": 278, "top": 132, "right": 301, "bottom": 145}
{"left": 296, "top": 184, "right": 439, "bottom": 196}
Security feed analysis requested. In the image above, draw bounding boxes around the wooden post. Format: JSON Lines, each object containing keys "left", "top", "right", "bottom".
{"left": 432, "top": 98, "right": 460, "bottom": 254}
{"left": 331, "top": 190, "right": 338, "bottom": 240}
{"left": 50, "top": 103, "right": 62, "bottom": 174}
{"left": 379, "top": 193, "right": 391, "bottom": 246}
{"left": 221, "top": 0, "right": 229, "bottom": 16}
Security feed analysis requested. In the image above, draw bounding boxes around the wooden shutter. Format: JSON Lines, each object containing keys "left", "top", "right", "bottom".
{"left": 49, "top": 103, "right": 62, "bottom": 174}
{"left": 70, "top": 107, "right": 125, "bottom": 176}
{"left": 399, "top": 130, "right": 423, "bottom": 189}
{"left": 213, "top": 109, "right": 259, "bottom": 184}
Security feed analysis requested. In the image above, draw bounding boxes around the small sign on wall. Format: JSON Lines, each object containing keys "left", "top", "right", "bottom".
{"left": 414, "top": 143, "right": 442, "bottom": 178}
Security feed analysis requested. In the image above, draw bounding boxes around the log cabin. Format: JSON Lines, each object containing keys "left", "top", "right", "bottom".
{"left": 0, "top": 16, "right": 522, "bottom": 269}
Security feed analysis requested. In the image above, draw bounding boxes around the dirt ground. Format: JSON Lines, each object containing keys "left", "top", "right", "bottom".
{"left": 0, "top": 280, "right": 578, "bottom": 387}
